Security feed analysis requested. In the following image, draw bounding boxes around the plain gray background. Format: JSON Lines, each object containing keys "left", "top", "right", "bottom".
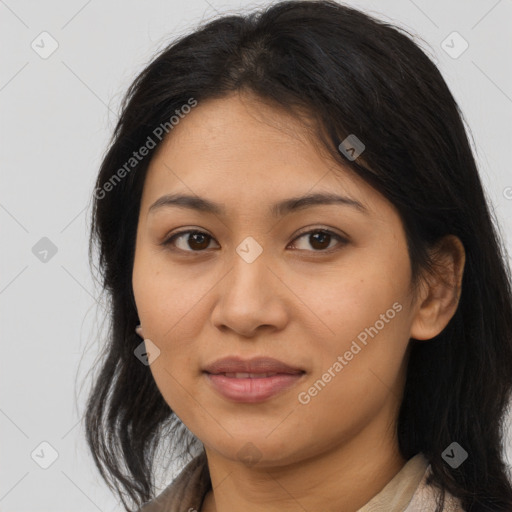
{"left": 1, "top": 0, "right": 511, "bottom": 510}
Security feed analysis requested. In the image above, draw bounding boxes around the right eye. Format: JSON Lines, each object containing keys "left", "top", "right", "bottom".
{"left": 162, "top": 230, "right": 220, "bottom": 253}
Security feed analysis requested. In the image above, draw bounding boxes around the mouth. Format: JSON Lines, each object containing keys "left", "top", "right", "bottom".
{"left": 203, "top": 369, "right": 306, "bottom": 403}
{"left": 214, "top": 372, "right": 297, "bottom": 378}
{"left": 202, "top": 356, "right": 306, "bottom": 403}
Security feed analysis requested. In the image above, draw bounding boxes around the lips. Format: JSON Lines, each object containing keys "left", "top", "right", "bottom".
{"left": 203, "top": 356, "right": 305, "bottom": 376}
{"left": 203, "top": 356, "right": 306, "bottom": 403}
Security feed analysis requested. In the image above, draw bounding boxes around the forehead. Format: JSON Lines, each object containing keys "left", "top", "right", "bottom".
{"left": 141, "top": 93, "right": 387, "bottom": 217}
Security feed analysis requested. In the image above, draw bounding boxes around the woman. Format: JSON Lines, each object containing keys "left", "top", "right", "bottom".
{"left": 84, "top": 1, "right": 512, "bottom": 511}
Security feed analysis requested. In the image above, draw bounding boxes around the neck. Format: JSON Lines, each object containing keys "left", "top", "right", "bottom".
{"left": 201, "top": 418, "right": 407, "bottom": 512}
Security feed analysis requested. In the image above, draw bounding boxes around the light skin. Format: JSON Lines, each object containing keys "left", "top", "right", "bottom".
{"left": 132, "top": 91, "right": 465, "bottom": 512}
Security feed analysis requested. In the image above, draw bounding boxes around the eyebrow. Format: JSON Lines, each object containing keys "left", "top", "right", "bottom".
{"left": 148, "top": 192, "right": 368, "bottom": 217}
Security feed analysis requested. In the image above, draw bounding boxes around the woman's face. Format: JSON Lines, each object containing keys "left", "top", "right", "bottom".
{"left": 132, "top": 92, "right": 421, "bottom": 467}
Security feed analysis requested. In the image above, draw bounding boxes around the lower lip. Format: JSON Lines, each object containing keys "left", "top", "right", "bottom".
{"left": 205, "top": 372, "right": 305, "bottom": 403}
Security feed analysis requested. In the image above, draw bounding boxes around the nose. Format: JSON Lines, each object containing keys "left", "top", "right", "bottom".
{"left": 210, "top": 247, "right": 289, "bottom": 338}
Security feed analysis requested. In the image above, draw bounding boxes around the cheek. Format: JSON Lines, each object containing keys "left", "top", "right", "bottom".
{"left": 294, "top": 248, "right": 413, "bottom": 412}
{"left": 299, "top": 250, "right": 410, "bottom": 346}
{"left": 294, "top": 302, "right": 411, "bottom": 446}
{"left": 132, "top": 245, "right": 204, "bottom": 339}
{"left": 131, "top": 254, "right": 215, "bottom": 415}
{"left": 132, "top": 253, "right": 205, "bottom": 409}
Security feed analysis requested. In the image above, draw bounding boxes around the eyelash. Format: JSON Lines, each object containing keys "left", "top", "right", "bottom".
{"left": 161, "top": 227, "right": 348, "bottom": 255}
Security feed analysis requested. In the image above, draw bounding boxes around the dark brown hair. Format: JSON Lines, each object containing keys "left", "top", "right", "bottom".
{"left": 84, "top": 2, "right": 512, "bottom": 510}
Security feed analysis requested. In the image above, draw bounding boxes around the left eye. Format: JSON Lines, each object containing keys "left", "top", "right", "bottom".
{"left": 163, "top": 229, "right": 347, "bottom": 253}
{"left": 290, "top": 229, "right": 346, "bottom": 252}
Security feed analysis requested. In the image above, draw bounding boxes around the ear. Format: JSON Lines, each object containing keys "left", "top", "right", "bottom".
{"left": 410, "top": 235, "right": 466, "bottom": 341}
{"left": 135, "top": 324, "right": 144, "bottom": 338}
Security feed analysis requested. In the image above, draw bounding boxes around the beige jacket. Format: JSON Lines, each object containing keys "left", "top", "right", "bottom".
{"left": 139, "top": 451, "right": 465, "bottom": 511}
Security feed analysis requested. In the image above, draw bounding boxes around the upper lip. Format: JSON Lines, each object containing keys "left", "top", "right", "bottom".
{"left": 203, "top": 356, "right": 305, "bottom": 375}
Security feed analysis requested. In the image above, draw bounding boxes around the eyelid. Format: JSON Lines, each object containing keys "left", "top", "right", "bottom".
{"left": 162, "top": 225, "right": 349, "bottom": 254}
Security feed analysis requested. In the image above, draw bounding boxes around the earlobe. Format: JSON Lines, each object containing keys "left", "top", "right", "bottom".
{"left": 410, "top": 235, "right": 466, "bottom": 341}
{"left": 135, "top": 324, "right": 144, "bottom": 338}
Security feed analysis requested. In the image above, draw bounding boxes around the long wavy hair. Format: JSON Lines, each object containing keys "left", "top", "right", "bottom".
{"left": 84, "top": 1, "right": 512, "bottom": 510}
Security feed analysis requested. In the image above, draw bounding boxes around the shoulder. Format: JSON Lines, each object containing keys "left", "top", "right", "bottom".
{"left": 405, "top": 457, "right": 465, "bottom": 512}
{"left": 138, "top": 450, "right": 211, "bottom": 512}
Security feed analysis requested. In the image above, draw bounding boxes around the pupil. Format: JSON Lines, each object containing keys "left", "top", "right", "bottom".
{"left": 311, "top": 231, "right": 330, "bottom": 250}
{"left": 190, "top": 233, "right": 209, "bottom": 250}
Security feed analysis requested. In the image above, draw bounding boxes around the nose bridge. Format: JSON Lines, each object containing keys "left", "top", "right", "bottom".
{"left": 226, "top": 236, "right": 272, "bottom": 304}
{"left": 211, "top": 236, "right": 287, "bottom": 334}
